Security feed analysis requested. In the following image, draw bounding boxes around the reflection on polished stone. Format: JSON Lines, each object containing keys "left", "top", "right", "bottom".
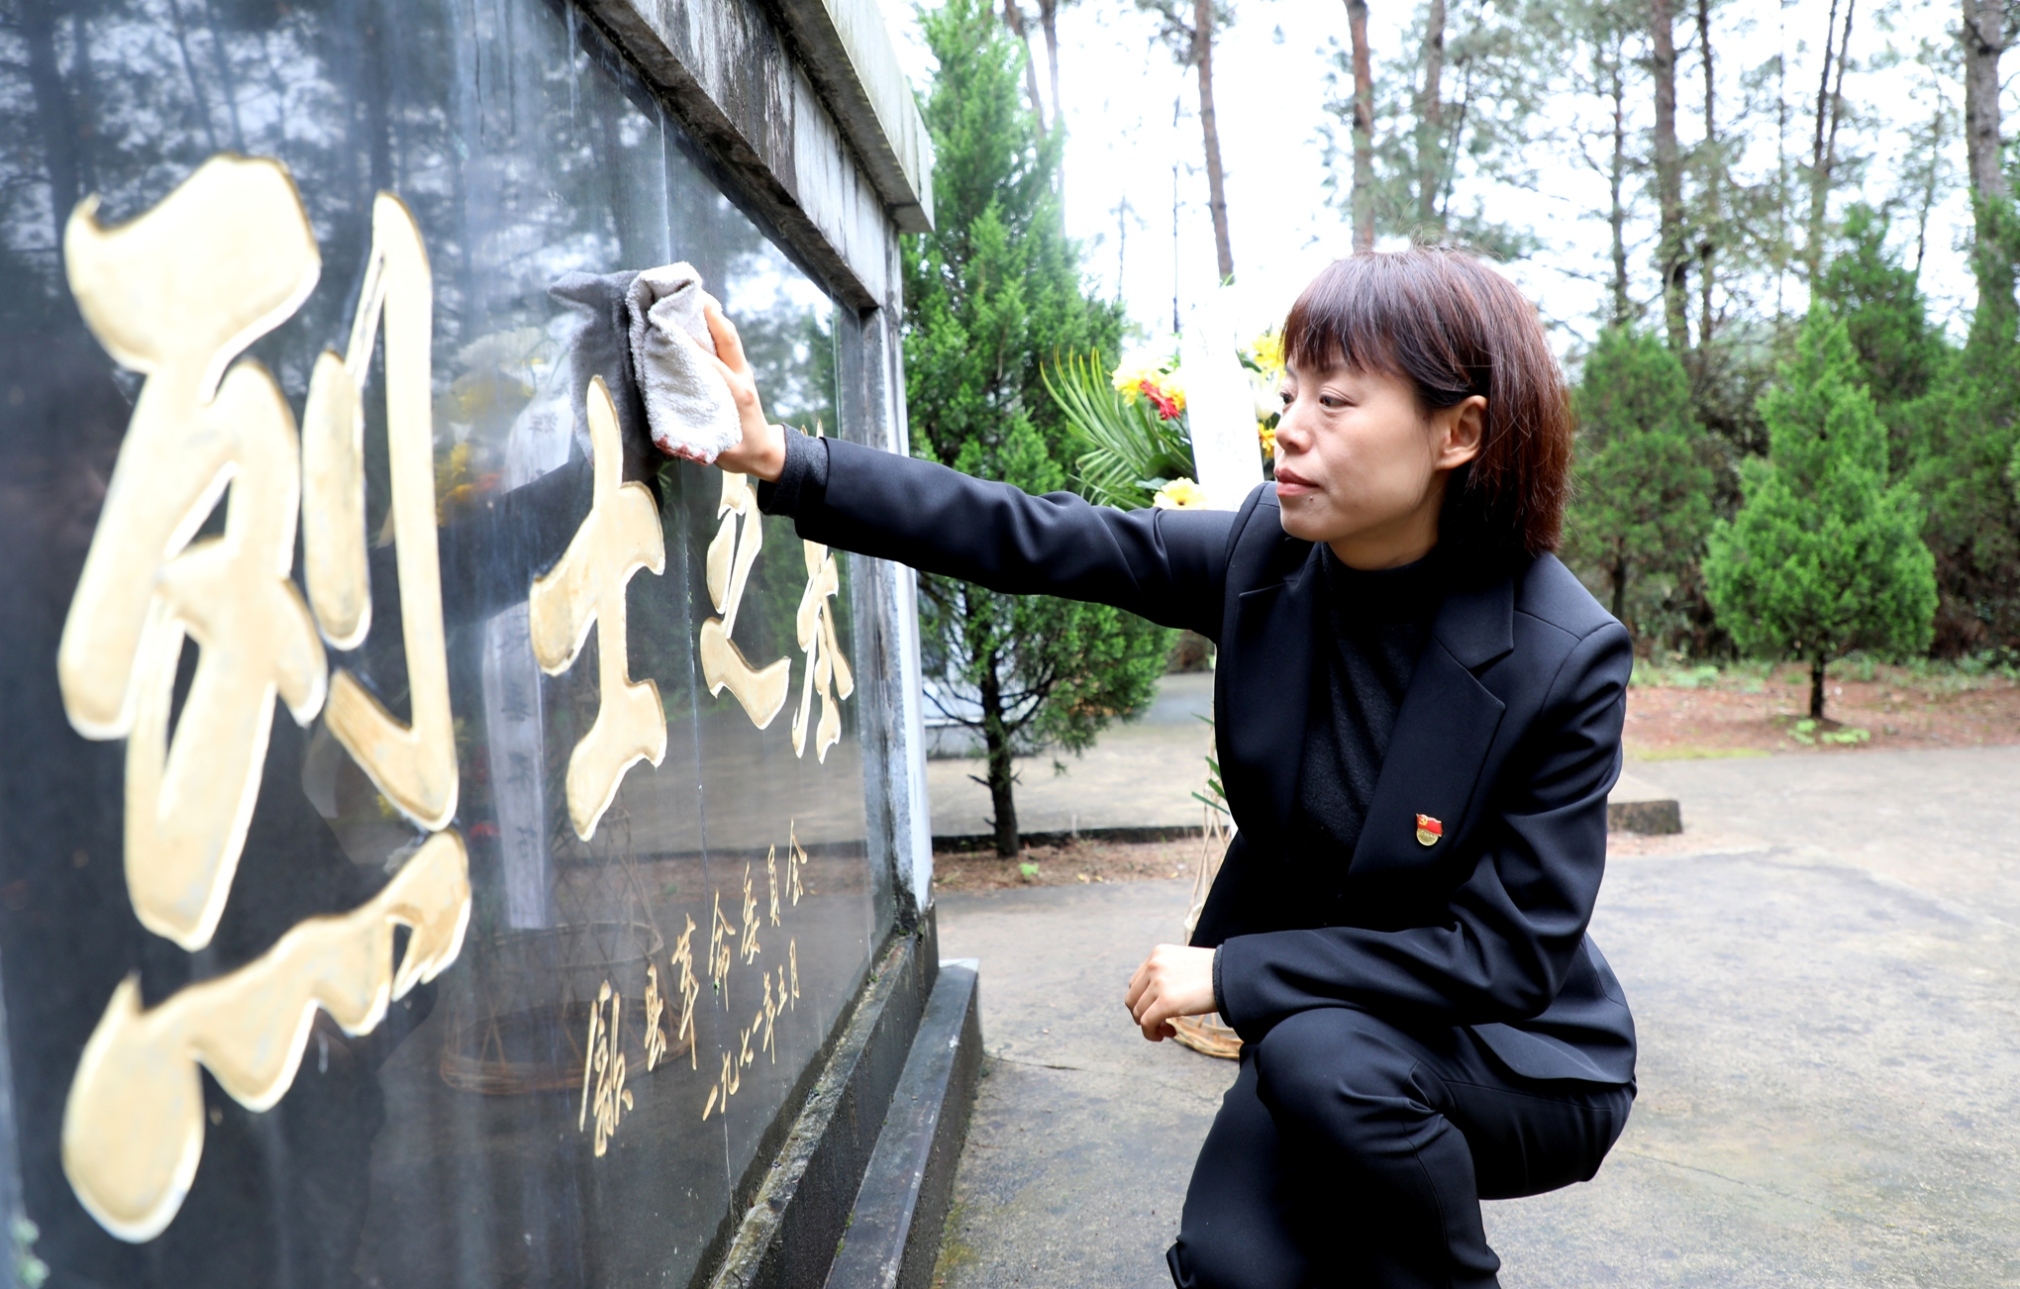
{"left": 0, "top": 0, "right": 878, "bottom": 1283}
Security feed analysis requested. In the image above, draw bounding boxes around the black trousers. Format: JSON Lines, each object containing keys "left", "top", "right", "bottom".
{"left": 1167, "top": 1007, "right": 1633, "bottom": 1289}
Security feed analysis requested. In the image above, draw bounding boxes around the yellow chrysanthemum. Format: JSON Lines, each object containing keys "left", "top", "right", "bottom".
{"left": 1110, "top": 359, "right": 1162, "bottom": 397}
{"left": 1247, "top": 330, "right": 1285, "bottom": 376}
{"left": 1153, "top": 478, "right": 1209, "bottom": 510}
{"left": 1258, "top": 423, "right": 1277, "bottom": 456}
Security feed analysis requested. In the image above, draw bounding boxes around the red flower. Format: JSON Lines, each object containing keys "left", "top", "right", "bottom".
{"left": 1140, "top": 381, "right": 1183, "bottom": 421}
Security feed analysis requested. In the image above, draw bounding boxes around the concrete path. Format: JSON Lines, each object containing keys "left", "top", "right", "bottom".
{"left": 934, "top": 747, "right": 2020, "bottom": 1287}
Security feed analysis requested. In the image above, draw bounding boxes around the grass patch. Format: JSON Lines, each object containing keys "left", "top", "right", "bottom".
{"left": 1632, "top": 746, "right": 1773, "bottom": 762}
{"left": 931, "top": 1198, "right": 979, "bottom": 1288}
{"left": 1783, "top": 717, "right": 1872, "bottom": 747}
{"left": 1630, "top": 655, "right": 2020, "bottom": 695}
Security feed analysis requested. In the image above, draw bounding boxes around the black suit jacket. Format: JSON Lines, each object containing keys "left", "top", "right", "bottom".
{"left": 783, "top": 437, "right": 1636, "bottom": 1086}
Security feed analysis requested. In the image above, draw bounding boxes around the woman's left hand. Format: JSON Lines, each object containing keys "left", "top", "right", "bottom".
{"left": 1125, "top": 945, "right": 1218, "bottom": 1042}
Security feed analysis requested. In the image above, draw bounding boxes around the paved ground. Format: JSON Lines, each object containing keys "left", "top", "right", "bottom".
{"left": 933, "top": 747, "right": 2020, "bottom": 1287}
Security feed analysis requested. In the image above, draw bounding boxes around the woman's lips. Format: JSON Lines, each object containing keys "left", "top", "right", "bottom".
{"left": 1274, "top": 466, "right": 1319, "bottom": 498}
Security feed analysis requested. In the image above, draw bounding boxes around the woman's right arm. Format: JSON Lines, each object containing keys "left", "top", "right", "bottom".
{"left": 684, "top": 299, "right": 1238, "bottom": 641}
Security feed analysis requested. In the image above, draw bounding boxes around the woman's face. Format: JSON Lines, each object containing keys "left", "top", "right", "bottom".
{"left": 1272, "top": 359, "right": 1484, "bottom": 569}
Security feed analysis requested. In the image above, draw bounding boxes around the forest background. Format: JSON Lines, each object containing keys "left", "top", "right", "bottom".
{"left": 879, "top": 0, "right": 2020, "bottom": 669}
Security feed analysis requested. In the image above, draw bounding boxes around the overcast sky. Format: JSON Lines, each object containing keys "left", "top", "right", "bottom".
{"left": 874, "top": 0, "right": 1977, "bottom": 369}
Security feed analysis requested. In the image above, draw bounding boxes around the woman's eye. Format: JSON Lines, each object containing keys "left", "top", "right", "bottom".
{"left": 1278, "top": 390, "right": 1294, "bottom": 409}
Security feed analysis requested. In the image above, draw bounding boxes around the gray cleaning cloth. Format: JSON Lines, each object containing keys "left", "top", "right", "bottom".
{"left": 625, "top": 262, "right": 744, "bottom": 464}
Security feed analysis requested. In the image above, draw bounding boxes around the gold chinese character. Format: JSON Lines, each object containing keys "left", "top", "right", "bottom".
{"left": 759, "top": 973, "right": 778, "bottom": 1063}
{"left": 301, "top": 193, "right": 458, "bottom": 832}
{"left": 739, "top": 862, "right": 761, "bottom": 964}
{"left": 791, "top": 539, "right": 855, "bottom": 762}
{"left": 709, "top": 891, "right": 736, "bottom": 996}
{"left": 788, "top": 822, "right": 807, "bottom": 906}
{"left": 702, "top": 1046, "right": 741, "bottom": 1121}
{"left": 578, "top": 981, "right": 632, "bottom": 1157}
{"left": 58, "top": 157, "right": 478, "bottom": 1248}
{"left": 642, "top": 963, "right": 669, "bottom": 1072}
{"left": 62, "top": 829, "right": 469, "bottom": 1242}
{"left": 767, "top": 846, "right": 781, "bottom": 927}
{"left": 670, "top": 915, "right": 699, "bottom": 1070}
{"left": 789, "top": 938, "right": 799, "bottom": 1008}
{"left": 698, "top": 472, "right": 791, "bottom": 727}
{"left": 57, "top": 155, "right": 329, "bottom": 951}
{"left": 527, "top": 376, "right": 667, "bottom": 839}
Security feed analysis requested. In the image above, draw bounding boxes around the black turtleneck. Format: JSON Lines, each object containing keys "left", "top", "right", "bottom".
{"left": 1287, "top": 547, "right": 1444, "bottom": 864}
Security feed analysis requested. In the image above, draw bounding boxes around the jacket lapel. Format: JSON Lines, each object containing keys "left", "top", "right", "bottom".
{"left": 1347, "top": 572, "right": 1515, "bottom": 881}
{"left": 1220, "top": 548, "right": 1322, "bottom": 840}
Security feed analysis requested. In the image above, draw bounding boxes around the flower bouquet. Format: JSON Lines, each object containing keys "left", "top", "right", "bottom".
{"left": 1045, "top": 338, "right": 1281, "bottom": 516}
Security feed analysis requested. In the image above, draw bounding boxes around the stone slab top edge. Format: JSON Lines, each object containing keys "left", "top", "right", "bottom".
{"left": 768, "top": 0, "right": 937, "bottom": 232}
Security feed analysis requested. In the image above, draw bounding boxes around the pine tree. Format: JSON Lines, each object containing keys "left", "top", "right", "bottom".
{"left": 1703, "top": 306, "right": 1935, "bottom": 720}
{"left": 1564, "top": 327, "right": 1715, "bottom": 644}
{"left": 1815, "top": 205, "right": 1948, "bottom": 473}
{"left": 904, "top": 0, "right": 1172, "bottom": 858}
{"left": 1910, "top": 194, "right": 2020, "bottom": 656}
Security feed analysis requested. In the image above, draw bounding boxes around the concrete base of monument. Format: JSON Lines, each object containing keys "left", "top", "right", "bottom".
{"left": 1609, "top": 769, "right": 1683, "bottom": 835}
{"left": 824, "top": 960, "right": 983, "bottom": 1289}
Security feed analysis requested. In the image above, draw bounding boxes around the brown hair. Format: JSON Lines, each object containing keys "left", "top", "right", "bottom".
{"left": 1280, "top": 248, "right": 1572, "bottom": 560}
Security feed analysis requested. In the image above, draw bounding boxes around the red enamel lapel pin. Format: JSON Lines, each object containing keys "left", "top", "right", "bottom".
{"left": 1415, "top": 814, "right": 1443, "bottom": 847}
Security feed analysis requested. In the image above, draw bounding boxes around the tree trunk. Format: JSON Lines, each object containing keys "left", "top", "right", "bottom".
{"left": 977, "top": 655, "right": 1022, "bottom": 858}
{"left": 1607, "top": 46, "right": 1630, "bottom": 326}
{"left": 201, "top": 0, "right": 248, "bottom": 151}
{"left": 1193, "top": 0, "right": 1235, "bottom": 282}
{"left": 1810, "top": 656, "right": 1828, "bottom": 721}
{"left": 1962, "top": 0, "right": 2011, "bottom": 307}
{"left": 1807, "top": 0, "right": 1840, "bottom": 203}
{"left": 1650, "top": 0, "right": 1688, "bottom": 351}
{"left": 1964, "top": 0, "right": 2008, "bottom": 203}
{"left": 1416, "top": 0, "right": 1448, "bottom": 231}
{"left": 1002, "top": 0, "right": 1048, "bottom": 142}
{"left": 1611, "top": 554, "right": 1628, "bottom": 626}
{"left": 21, "top": 3, "right": 82, "bottom": 254}
{"left": 1823, "top": 0, "right": 1854, "bottom": 203}
{"left": 1696, "top": 0, "right": 1716, "bottom": 347}
{"left": 1039, "top": 0, "right": 1063, "bottom": 133}
{"left": 167, "top": 0, "right": 223, "bottom": 154}
{"left": 1806, "top": 0, "right": 1855, "bottom": 276}
{"left": 1912, "top": 103, "right": 1946, "bottom": 278}
{"left": 1347, "top": 0, "right": 1376, "bottom": 252}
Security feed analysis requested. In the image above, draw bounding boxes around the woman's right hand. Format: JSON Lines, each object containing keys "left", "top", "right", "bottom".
{"left": 675, "top": 297, "right": 787, "bottom": 481}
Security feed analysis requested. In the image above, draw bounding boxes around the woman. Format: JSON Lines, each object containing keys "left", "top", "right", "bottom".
{"left": 680, "top": 249, "right": 1635, "bottom": 1289}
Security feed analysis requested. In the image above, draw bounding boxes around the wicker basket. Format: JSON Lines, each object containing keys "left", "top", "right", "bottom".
{"left": 1171, "top": 1012, "right": 1241, "bottom": 1059}
{"left": 1177, "top": 805, "right": 1242, "bottom": 1061}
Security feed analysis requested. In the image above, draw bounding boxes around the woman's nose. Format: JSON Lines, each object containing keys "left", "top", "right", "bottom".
{"left": 1275, "top": 401, "right": 1308, "bottom": 449}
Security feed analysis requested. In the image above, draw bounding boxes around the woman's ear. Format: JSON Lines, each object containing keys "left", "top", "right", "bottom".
{"left": 1435, "top": 395, "right": 1487, "bottom": 470}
